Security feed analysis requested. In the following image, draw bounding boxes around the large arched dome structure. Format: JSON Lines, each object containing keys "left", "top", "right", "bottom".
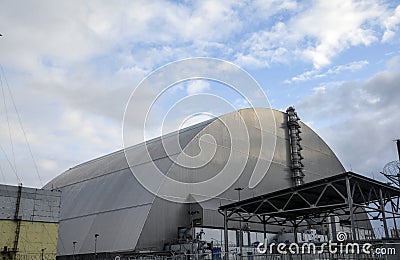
{"left": 45, "top": 108, "right": 345, "bottom": 256}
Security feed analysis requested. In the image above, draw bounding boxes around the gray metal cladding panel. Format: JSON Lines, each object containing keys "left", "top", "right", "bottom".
{"left": 0, "top": 201, "right": 15, "bottom": 219}
{"left": 59, "top": 169, "right": 154, "bottom": 220}
{"left": 19, "top": 199, "right": 34, "bottom": 220}
{"left": 158, "top": 147, "right": 272, "bottom": 200}
{"left": 202, "top": 208, "right": 223, "bottom": 228}
{"left": 162, "top": 157, "right": 292, "bottom": 205}
{"left": 0, "top": 185, "right": 60, "bottom": 221}
{"left": 196, "top": 114, "right": 277, "bottom": 161}
{"left": 48, "top": 152, "right": 130, "bottom": 189}
{"left": 167, "top": 145, "right": 230, "bottom": 183}
{"left": 246, "top": 126, "right": 274, "bottom": 161}
{"left": 271, "top": 110, "right": 289, "bottom": 139}
{"left": 34, "top": 193, "right": 61, "bottom": 204}
{"left": 145, "top": 134, "right": 189, "bottom": 162}
{"left": 124, "top": 126, "right": 208, "bottom": 170}
{"left": 19, "top": 198, "right": 34, "bottom": 211}
{"left": 302, "top": 150, "right": 345, "bottom": 182}
{"left": 23, "top": 207, "right": 60, "bottom": 222}
{"left": 125, "top": 142, "right": 167, "bottom": 167}
{"left": 57, "top": 204, "right": 152, "bottom": 255}
{"left": 28, "top": 215, "right": 58, "bottom": 223}
{"left": 299, "top": 122, "right": 345, "bottom": 165}
{"left": 0, "top": 184, "right": 19, "bottom": 197}
{"left": 57, "top": 214, "right": 96, "bottom": 255}
{"left": 20, "top": 192, "right": 36, "bottom": 200}
{"left": 215, "top": 160, "right": 292, "bottom": 205}
{"left": 47, "top": 121, "right": 209, "bottom": 190}
{"left": 0, "top": 195, "right": 17, "bottom": 205}
{"left": 20, "top": 197, "right": 60, "bottom": 222}
{"left": 136, "top": 198, "right": 190, "bottom": 251}
{"left": 0, "top": 207, "right": 17, "bottom": 217}
{"left": 244, "top": 108, "right": 277, "bottom": 134}
{"left": 128, "top": 148, "right": 178, "bottom": 177}
{"left": 195, "top": 197, "right": 233, "bottom": 210}
{"left": 271, "top": 135, "right": 291, "bottom": 166}
{"left": 252, "top": 160, "right": 292, "bottom": 194}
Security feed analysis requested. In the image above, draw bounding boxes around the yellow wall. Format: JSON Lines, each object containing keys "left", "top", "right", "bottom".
{"left": 0, "top": 220, "right": 16, "bottom": 250}
{"left": 0, "top": 220, "right": 58, "bottom": 260}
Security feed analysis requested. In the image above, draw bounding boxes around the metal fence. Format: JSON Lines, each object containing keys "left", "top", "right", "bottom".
{"left": 0, "top": 253, "right": 57, "bottom": 260}
{"left": 127, "top": 252, "right": 389, "bottom": 260}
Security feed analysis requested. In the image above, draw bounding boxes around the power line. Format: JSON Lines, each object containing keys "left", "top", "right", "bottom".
{"left": 0, "top": 65, "right": 43, "bottom": 186}
{"left": 0, "top": 69, "right": 19, "bottom": 183}
{"left": 0, "top": 144, "right": 21, "bottom": 182}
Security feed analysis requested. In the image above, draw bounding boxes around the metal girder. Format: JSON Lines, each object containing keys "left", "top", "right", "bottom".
{"left": 220, "top": 172, "right": 400, "bottom": 239}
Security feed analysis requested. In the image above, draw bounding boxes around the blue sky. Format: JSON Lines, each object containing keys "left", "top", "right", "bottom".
{"left": 0, "top": 0, "right": 399, "bottom": 187}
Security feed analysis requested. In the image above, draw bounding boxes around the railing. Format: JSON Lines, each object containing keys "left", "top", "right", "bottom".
{"left": 55, "top": 240, "right": 400, "bottom": 260}
{"left": 128, "top": 252, "right": 386, "bottom": 260}
{"left": 12, "top": 253, "right": 57, "bottom": 260}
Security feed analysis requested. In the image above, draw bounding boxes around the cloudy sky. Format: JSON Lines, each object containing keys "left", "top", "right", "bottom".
{"left": 0, "top": 0, "right": 399, "bottom": 188}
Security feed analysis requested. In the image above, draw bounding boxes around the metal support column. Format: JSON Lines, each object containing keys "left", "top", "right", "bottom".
{"left": 234, "top": 188, "right": 243, "bottom": 258}
{"left": 390, "top": 196, "right": 399, "bottom": 238}
{"left": 263, "top": 215, "right": 266, "bottom": 241}
{"left": 392, "top": 211, "right": 399, "bottom": 238}
{"left": 379, "top": 188, "right": 390, "bottom": 238}
{"left": 13, "top": 184, "right": 22, "bottom": 255}
{"left": 224, "top": 209, "right": 229, "bottom": 260}
{"left": 345, "top": 176, "right": 356, "bottom": 240}
{"left": 330, "top": 215, "right": 337, "bottom": 241}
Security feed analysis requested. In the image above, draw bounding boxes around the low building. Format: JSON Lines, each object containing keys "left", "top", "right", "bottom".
{"left": 0, "top": 184, "right": 61, "bottom": 260}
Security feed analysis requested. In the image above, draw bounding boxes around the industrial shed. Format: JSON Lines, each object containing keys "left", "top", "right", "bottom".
{"left": 45, "top": 107, "right": 346, "bottom": 258}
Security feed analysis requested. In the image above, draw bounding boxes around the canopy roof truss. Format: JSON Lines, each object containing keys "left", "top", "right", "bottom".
{"left": 220, "top": 172, "right": 400, "bottom": 249}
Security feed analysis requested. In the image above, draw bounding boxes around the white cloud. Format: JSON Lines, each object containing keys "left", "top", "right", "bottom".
{"left": 293, "top": 0, "right": 383, "bottom": 68}
{"left": 312, "top": 86, "right": 326, "bottom": 94}
{"left": 288, "top": 70, "right": 320, "bottom": 83}
{"left": 186, "top": 81, "right": 210, "bottom": 95}
{"left": 326, "top": 60, "right": 369, "bottom": 74}
{"left": 382, "top": 5, "right": 400, "bottom": 42}
{"left": 38, "top": 159, "right": 58, "bottom": 172}
{"left": 0, "top": 0, "right": 399, "bottom": 188}
{"left": 297, "top": 56, "right": 400, "bottom": 176}
{"left": 238, "top": 0, "right": 388, "bottom": 69}
{"left": 286, "top": 60, "right": 369, "bottom": 83}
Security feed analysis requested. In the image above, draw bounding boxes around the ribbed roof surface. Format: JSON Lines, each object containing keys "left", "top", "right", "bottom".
{"left": 45, "top": 108, "right": 345, "bottom": 255}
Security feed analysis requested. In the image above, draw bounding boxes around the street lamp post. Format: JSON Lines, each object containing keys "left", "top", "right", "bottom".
{"left": 210, "top": 237, "right": 220, "bottom": 247}
{"left": 41, "top": 248, "right": 46, "bottom": 260}
{"left": 234, "top": 187, "right": 243, "bottom": 258}
{"left": 94, "top": 234, "right": 99, "bottom": 259}
{"left": 73, "top": 241, "right": 77, "bottom": 260}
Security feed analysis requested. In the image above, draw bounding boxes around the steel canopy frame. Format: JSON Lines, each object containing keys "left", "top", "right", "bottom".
{"left": 219, "top": 172, "right": 400, "bottom": 258}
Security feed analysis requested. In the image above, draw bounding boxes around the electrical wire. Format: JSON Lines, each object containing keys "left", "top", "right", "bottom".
{"left": 0, "top": 69, "right": 20, "bottom": 184}
{"left": 0, "top": 65, "right": 43, "bottom": 186}
{"left": 0, "top": 143, "right": 21, "bottom": 182}
{"left": 0, "top": 64, "right": 59, "bottom": 255}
